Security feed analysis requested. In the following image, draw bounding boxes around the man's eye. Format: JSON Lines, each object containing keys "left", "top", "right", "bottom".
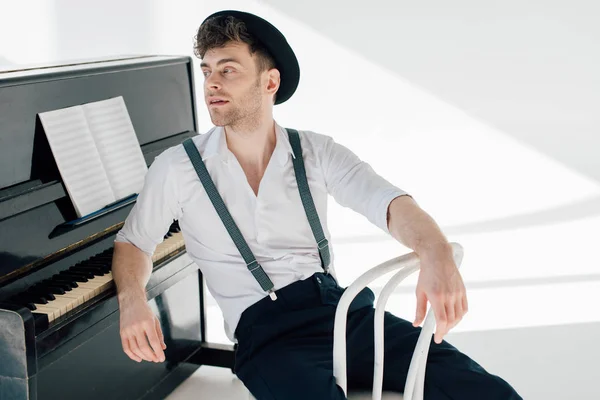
{"left": 202, "top": 70, "right": 210, "bottom": 77}
{"left": 223, "top": 68, "right": 233, "bottom": 73}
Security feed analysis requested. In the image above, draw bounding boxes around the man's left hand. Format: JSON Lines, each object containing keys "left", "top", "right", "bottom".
{"left": 412, "top": 244, "right": 468, "bottom": 344}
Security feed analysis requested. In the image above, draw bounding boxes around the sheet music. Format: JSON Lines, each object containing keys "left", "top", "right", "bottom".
{"left": 38, "top": 106, "right": 116, "bottom": 217}
{"left": 82, "top": 97, "right": 148, "bottom": 199}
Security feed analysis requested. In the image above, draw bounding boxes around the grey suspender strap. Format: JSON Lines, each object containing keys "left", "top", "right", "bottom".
{"left": 286, "top": 128, "right": 331, "bottom": 272}
{"left": 182, "top": 128, "right": 331, "bottom": 300}
{"left": 182, "top": 138, "right": 277, "bottom": 300}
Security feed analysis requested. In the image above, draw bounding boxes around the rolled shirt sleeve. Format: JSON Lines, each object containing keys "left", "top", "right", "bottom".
{"left": 319, "top": 136, "right": 410, "bottom": 234}
{"left": 114, "top": 148, "right": 182, "bottom": 257}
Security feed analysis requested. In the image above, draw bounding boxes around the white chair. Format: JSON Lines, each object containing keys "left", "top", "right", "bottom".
{"left": 334, "top": 242, "right": 464, "bottom": 400}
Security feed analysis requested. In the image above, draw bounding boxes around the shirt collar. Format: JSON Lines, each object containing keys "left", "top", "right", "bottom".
{"left": 201, "top": 126, "right": 229, "bottom": 162}
{"left": 274, "top": 123, "right": 296, "bottom": 166}
{"left": 202, "top": 123, "right": 296, "bottom": 166}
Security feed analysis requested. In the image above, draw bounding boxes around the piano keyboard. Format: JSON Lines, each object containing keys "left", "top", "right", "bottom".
{"left": 8, "top": 224, "right": 185, "bottom": 325}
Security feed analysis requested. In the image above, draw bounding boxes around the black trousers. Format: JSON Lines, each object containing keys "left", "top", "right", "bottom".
{"left": 234, "top": 272, "right": 522, "bottom": 400}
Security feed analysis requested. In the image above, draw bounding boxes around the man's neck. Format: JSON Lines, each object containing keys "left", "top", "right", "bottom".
{"left": 224, "top": 118, "right": 277, "bottom": 170}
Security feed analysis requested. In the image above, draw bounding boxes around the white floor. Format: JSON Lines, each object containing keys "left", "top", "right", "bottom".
{"left": 166, "top": 366, "right": 250, "bottom": 400}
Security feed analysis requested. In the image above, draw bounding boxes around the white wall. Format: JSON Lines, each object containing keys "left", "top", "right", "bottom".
{"left": 2, "top": 1, "right": 599, "bottom": 399}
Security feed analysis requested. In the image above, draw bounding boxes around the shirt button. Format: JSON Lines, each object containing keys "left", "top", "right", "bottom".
{"left": 316, "top": 277, "right": 322, "bottom": 284}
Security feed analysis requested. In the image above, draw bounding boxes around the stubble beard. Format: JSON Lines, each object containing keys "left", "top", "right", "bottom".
{"left": 209, "top": 78, "right": 263, "bottom": 131}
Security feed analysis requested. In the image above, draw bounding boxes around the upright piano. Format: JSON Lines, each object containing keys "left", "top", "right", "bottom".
{"left": 0, "top": 55, "right": 235, "bottom": 400}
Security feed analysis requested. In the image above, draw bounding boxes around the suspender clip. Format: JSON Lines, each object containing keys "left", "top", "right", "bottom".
{"left": 268, "top": 289, "right": 278, "bottom": 301}
{"left": 247, "top": 260, "right": 260, "bottom": 271}
{"left": 317, "top": 238, "right": 329, "bottom": 250}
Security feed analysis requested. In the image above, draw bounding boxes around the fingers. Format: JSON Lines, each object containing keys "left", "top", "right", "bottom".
{"left": 155, "top": 317, "right": 167, "bottom": 350}
{"left": 120, "top": 321, "right": 166, "bottom": 363}
{"left": 121, "top": 335, "right": 142, "bottom": 362}
{"left": 413, "top": 290, "right": 428, "bottom": 327}
{"left": 432, "top": 298, "right": 448, "bottom": 344}
{"left": 451, "top": 297, "right": 464, "bottom": 331}
{"left": 432, "top": 292, "right": 469, "bottom": 344}
{"left": 445, "top": 301, "right": 456, "bottom": 332}
{"left": 129, "top": 335, "right": 149, "bottom": 362}
{"left": 145, "top": 322, "right": 166, "bottom": 362}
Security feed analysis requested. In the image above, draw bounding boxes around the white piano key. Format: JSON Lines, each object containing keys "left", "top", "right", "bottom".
{"left": 34, "top": 234, "right": 185, "bottom": 324}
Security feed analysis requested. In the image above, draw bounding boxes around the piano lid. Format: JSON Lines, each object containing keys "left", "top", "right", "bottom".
{"left": 0, "top": 55, "right": 200, "bottom": 285}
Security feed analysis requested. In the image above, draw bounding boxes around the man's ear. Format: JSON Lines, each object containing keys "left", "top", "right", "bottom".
{"left": 265, "top": 68, "right": 280, "bottom": 98}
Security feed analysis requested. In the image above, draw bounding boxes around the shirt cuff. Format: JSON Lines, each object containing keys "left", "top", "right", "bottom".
{"left": 114, "top": 230, "right": 155, "bottom": 259}
{"left": 376, "top": 189, "right": 412, "bottom": 234}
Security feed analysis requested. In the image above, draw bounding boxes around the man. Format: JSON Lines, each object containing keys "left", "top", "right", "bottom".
{"left": 112, "top": 10, "right": 522, "bottom": 400}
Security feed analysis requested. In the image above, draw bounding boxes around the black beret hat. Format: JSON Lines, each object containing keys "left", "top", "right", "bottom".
{"left": 201, "top": 10, "right": 300, "bottom": 105}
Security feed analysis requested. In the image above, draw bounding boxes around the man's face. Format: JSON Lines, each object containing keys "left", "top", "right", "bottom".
{"left": 201, "top": 42, "right": 266, "bottom": 127}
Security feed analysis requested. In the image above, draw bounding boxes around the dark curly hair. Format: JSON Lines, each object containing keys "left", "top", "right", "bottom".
{"left": 194, "top": 15, "right": 277, "bottom": 74}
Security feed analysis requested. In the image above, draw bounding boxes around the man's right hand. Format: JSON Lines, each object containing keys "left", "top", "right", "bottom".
{"left": 119, "top": 296, "right": 167, "bottom": 363}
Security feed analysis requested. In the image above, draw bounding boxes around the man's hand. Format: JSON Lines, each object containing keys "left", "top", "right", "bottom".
{"left": 119, "top": 296, "right": 167, "bottom": 363}
{"left": 413, "top": 245, "right": 468, "bottom": 344}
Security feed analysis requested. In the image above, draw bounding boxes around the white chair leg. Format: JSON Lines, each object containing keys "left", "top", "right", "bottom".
{"left": 373, "top": 266, "right": 419, "bottom": 399}
{"left": 403, "top": 310, "right": 436, "bottom": 400}
{"left": 333, "top": 242, "right": 464, "bottom": 400}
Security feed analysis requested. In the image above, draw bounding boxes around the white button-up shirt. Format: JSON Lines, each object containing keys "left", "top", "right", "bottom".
{"left": 115, "top": 122, "right": 408, "bottom": 341}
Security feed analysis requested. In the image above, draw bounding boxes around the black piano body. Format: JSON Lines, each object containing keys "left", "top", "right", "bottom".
{"left": 0, "top": 55, "right": 234, "bottom": 400}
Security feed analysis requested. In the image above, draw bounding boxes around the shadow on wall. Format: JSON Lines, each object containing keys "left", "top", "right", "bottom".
{"left": 262, "top": 0, "right": 600, "bottom": 183}
{"left": 333, "top": 194, "right": 600, "bottom": 244}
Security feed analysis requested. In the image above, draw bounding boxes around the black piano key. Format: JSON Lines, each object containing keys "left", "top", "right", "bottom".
{"left": 27, "top": 285, "right": 48, "bottom": 297}
{"left": 96, "top": 253, "right": 113, "bottom": 258}
{"left": 75, "top": 269, "right": 97, "bottom": 279}
{"left": 58, "top": 272, "right": 89, "bottom": 282}
{"left": 99, "top": 249, "right": 113, "bottom": 257}
{"left": 63, "top": 269, "right": 95, "bottom": 279}
{"left": 70, "top": 266, "right": 105, "bottom": 276}
{"left": 81, "top": 261, "right": 111, "bottom": 271}
{"left": 75, "top": 263, "right": 107, "bottom": 272}
{"left": 23, "top": 293, "right": 49, "bottom": 304}
{"left": 51, "top": 276, "right": 79, "bottom": 288}
{"left": 79, "top": 265, "right": 108, "bottom": 275}
{"left": 45, "top": 286, "right": 67, "bottom": 295}
{"left": 83, "top": 260, "right": 109, "bottom": 266}
{"left": 47, "top": 281, "right": 73, "bottom": 291}
{"left": 99, "top": 265, "right": 112, "bottom": 273}
{"left": 39, "top": 279, "right": 67, "bottom": 292}
{"left": 28, "top": 287, "right": 56, "bottom": 301}
{"left": 92, "top": 260, "right": 112, "bottom": 267}
{"left": 10, "top": 297, "right": 37, "bottom": 311}
{"left": 94, "top": 254, "right": 113, "bottom": 261}
{"left": 87, "top": 264, "right": 111, "bottom": 274}
{"left": 16, "top": 301, "right": 37, "bottom": 311}
{"left": 13, "top": 293, "right": 39, "bottom": 305}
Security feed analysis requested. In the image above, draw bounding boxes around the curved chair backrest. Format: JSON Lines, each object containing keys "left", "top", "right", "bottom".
{"left": 333, "top": 242, "right": 464, "bottom": 400}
